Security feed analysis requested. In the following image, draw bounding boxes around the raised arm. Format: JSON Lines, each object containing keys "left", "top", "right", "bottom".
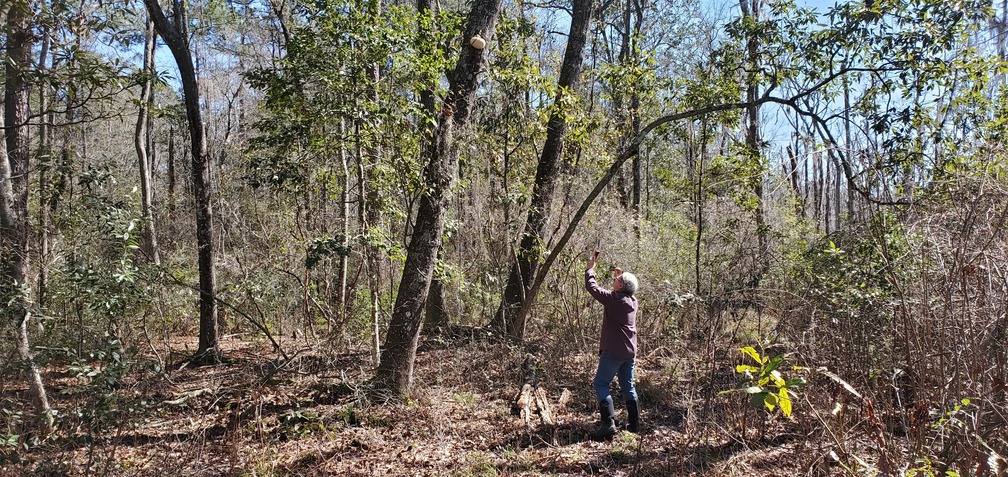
{"left": 585, "top": 250, "right": 615, "bottom": 303}
{"left": 587, "top": 249, "right": 599, "bottom": 271}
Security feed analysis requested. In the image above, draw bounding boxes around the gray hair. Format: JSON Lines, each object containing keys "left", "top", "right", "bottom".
{"left": 619, "top": 272, "right": 638, "bottom": 295}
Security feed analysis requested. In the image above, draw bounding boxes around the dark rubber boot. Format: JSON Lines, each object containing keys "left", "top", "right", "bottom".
{"left": 626, "top": 399, "right": 640, "bottom": 433}
{"left": 590, "top": 397, "right": 617, "bottom": 440}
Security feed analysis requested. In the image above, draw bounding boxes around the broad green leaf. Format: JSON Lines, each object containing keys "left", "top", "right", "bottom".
{"left": 785, "top": 378, "right": 806, "bottom": 388}
{"left": 744, "top": 386, "right": 763, "bottom": 394}
{"left": 764, "top": 392, "right": 778, "bottom": 411}
{"left": 765, "top": 355, "right": 785, "bottom": 374}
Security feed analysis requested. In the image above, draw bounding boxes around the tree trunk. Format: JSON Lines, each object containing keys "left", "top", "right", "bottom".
{"left": 360, "top": 1, "right": 386, "bottom": 364}
{"left": 740, "top": 0, "right": 768, "bottom": 274}
{"left": 375, "top": 0, "right": 503, "bottom": 395}
{"left": 416, "top": 0, "right": 453, "bottom": 335}
{"left": 1001, "top": 0, "right": 1008, "bottom": 63}
{"left": 786, "top": 145, "right": 803, "bottom": 217}
{"left": 53, "top": 98, "right": 72, "bottom": 222}
{"left": 357, "top": 120, "right": 382, "bottom": 364}
{"left": 489, "top": 0, "right": 595, "bottom": 341}
{"left": 37, "top": 27, "right": 51, "bottom": 308}
{"left": 424, "top": 254, "right": 449, "bottom": 332}
{"left": 841, "top": 69, "right": 852, "bottom": 225}
{"left": 824, "top": 159, "right": 832, "bottom": 234}
{"left": 803, "top": 137, "right": 809, "bottom": 216}
{"left": 144, "top": 0, "right": 220, "bottom": 364}
{"left": 3, "top": 0, "right": 52, "bottom": 432}
{"left": 337, "top": 117, "right": 350, "bottom": 333}
{"left": 168, "top": 126, "right": 177, "bottom": 217}
{"left": 814, "top": 149, "right": 822, "bottom": 229}
{"left": 694, "top": 123, "right": 710, "bottom": 297}
{"left": 629, "top": 0, "right": 644, "bottom": 217}
{"left": 136, "top": 16, "right": 161, "bottom": 265}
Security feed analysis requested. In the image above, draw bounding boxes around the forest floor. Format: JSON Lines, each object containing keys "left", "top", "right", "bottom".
{"left": 2, "top": 329, "right": 862, "bottom": 476}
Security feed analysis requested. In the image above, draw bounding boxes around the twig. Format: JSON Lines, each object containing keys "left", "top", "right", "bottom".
{"left": 163, "top": 387, "right": 213, "bottom": 406}
{"left": 802, "top": 393, "right": 850, "bottom": 469}
{"left": 632, "top": 429, "right": 645, "bottom": 476}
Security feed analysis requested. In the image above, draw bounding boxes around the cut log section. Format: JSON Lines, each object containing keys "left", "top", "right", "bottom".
{"left": 512, "top": 383, "right": 557, "bottom": 427}
{"left": 534, "top": 386, "right": 553, "bottom": 426}
{"left": 510, "top": 355, "right": 566, "bottom": 428}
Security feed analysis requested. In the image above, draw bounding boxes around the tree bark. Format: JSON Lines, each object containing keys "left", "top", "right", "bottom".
{"left": 136, "top": 16, "right": 161, "bottom": 265}
{"left": 424, "top": 255, "right": 449, "bottom": 332}
{"left": 628, "top": 0, "right": 644, "bottom": 217}
{"left": 337, "top": 117, "right": 350, "bottom": 333}
{"left": 418, "top": 0, "right": 449, "bottom": 334}
{"left": 144, "top": 0, "right": 220, "bottom": 364}
{"left": 168, "top": 126, "right": 177, "bottom": 217}
{"left": 489, "top": 0, "right": 595, "bottom": 341}
{"left": 740, "top": 0, "right": 768, "bottom": 275}
{"left": 786, "top": 145, "right": 803, "bottom": 217}
{"left": 694, "top": 123, "right": 709, "bottom": 297}
{"left": 842, "top": 68, "right": 853, "bottom": 224}
{"left": 814, "top": 149, "right": 822, "bottom": 229}
{"left": 3, "top": 0, "right": 53, "bottom": 432}
{"left": 37, "top": 26, "right": 52, "bottom": 307}
{"left": 374, "top": 0, "right": 503, "bottom": 395}
{"left": 356, "top": 117, "right": 382, "bottom": 365}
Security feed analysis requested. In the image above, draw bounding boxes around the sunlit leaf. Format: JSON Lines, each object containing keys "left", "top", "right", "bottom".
{"left": 736, "top": 364, "right": 758, "bottom": 374}
{"left": 779, "top": 389, "right": 792, "bottom": 417}
{"left": 771, "top": 370, "right": 785, "bottom": 387}
{"left": 739, "top": 346, "right": 761, "bottom": 364}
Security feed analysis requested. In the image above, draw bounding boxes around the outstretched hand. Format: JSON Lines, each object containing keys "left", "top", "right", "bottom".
{"left": 587, "top": 250, "right": 600, "bottom": 271}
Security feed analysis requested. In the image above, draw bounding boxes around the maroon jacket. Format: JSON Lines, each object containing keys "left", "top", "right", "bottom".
{"left": 585, "top": 269, "right": 638, "bottom": 360}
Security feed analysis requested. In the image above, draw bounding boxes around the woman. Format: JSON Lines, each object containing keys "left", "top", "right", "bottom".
{"left": 585, "top": 250, "right": 640, "bottom": 439}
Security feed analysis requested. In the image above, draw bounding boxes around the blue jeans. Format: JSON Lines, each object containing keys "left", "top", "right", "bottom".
{"left": 593, "top": 351, "right": 638, "bottom": 403}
